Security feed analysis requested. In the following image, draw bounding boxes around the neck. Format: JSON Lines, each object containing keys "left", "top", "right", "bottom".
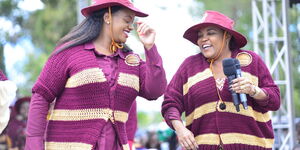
{"left": 93, "top": 31, "right": 113, "bottom": 55}
{"left": 213, "top": 48, "right": 232, "bottom": 63}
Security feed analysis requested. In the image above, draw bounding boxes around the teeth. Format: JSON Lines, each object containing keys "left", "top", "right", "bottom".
{"left": 202, "top": 44, "right": 211, "bottom": 49}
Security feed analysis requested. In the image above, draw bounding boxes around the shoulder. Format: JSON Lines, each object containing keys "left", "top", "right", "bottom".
{"left": 174, "top": 53, "right": 207, "bottom": 78}
{"left": 182, "top": 53, "right": 204, "bottom": 66}
{"left": 50, "top": 44, "right": 94, "bottom": 64}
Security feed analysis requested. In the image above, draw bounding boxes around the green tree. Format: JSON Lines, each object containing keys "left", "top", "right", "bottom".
{"left": 289, "top": 8, "right": 300, "bottom": 117}
{"left": 0, "top": 0, "right": 27, "bottom": 74}
{"left": 17, "top": 0, "right": 77, "bottom": 96}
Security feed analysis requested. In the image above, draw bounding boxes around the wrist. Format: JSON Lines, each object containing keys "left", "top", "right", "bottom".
{"left": 249, "top": 85, "right": 260, "bottom": 97}
{"left": 144, "top": 43, "right": 154, "bottom": 50}
{"left": 171, "top": 120, "right": 184, "bottom": 131}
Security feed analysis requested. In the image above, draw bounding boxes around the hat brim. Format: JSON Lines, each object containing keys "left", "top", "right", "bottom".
{"left": 81, "top": 2, "right": 148, "bottom": 17}
{"left": 183, "top": 23, "right": 247, "bottom": 49}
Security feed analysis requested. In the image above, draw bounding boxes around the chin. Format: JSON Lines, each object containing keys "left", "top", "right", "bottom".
{"left": 202, "top": 52, "right": 213, "bottom": 58}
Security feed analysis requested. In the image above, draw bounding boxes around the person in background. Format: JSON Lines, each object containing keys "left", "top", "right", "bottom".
{"left": 25, "top": 0, "right": 167, "bottom": 149}
{"left": 7, "top": 97, "right": 30, "bottom": 150}
{"left": 161, "top": 10, "right": 280, "bottom": 150}
{"left": 0, "top": 70, "right": 17, "bottom": 134}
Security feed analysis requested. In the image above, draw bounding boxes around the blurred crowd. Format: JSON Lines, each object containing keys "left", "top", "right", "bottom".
{"left": 133, "top": 124, "right": 179, "bottom": 150}
{"left": 0, "top": 97, "right": 30, "bottom": 150}
{"left": 1, "top": 96, "right": 300, "bottom": 150}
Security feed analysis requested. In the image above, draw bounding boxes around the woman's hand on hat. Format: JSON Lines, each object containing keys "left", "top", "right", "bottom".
{"left": 136, "top": 21, "right": 155, "bottom": 50}
{"left": 231, "top": 77, "right": 255, "bottom": 95}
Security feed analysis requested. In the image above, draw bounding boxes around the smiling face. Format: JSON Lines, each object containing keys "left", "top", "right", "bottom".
{"left": 197, "top": 26, "right": 229, "bottom": 59}
{"left": 110, "top": 8, "right": 135, "bottom": 43}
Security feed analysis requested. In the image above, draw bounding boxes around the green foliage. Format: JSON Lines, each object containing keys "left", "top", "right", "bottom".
{"left": 16, "top": 0, "right": 77, "bottom": 95}
{"left": 25, "top": 0, "right": 77, "bottom": 54}
{"left": 294, "top": 88, "right": 300, "bottom": 117}
{"left": 137, "top": 111, "right": 164, "bottom": 128}
{"left": 18, "top": 52, "right": 48, "bottom": 96}
{"left": 0, "top": 0, "right": 27, "bottom": 72}
{"left": 288, "top": 8, "right": 300, "bottom": 117}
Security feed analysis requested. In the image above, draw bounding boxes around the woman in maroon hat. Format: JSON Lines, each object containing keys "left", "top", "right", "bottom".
{"left": 0, "top": 70, "right": 17, "bottom": 134}
{"left": 25, "top": 0, "right": 167, "bottom": 150}
{"left": 161, "top": 10, "right": 280, "bottom": 150}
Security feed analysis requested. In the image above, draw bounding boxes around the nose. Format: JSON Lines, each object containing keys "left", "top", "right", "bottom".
{"left": 201, "top": 35, "right": 209, "bottom": 42}
{"left": 129, "top": 23, "right": 134, "bottom": 31}
{"left": 197, "top": 36, "right": 208, "bottom": 46}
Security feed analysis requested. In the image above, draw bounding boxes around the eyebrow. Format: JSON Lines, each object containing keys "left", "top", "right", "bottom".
{"left": 206, "top": 28, "right": 218, "bottom": 32}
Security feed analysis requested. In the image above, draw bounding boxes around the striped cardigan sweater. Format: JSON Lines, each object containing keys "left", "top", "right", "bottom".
{"left": 162, "top": 49, "right": 280, "bottom": 150}
{"left": 32, "top": 44, "right": 166, "bottom": 150}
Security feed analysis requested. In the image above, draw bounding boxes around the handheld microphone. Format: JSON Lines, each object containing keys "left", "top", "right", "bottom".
{"left": 234, "top": 59, "right": 248, "bottom": 110}
{"left": 222, "top": 58, "right": 240, "bottom": 112}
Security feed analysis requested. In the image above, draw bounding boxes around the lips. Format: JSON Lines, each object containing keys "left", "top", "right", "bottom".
{"left": 123, "top": 30, "right": 130, "bottom": 38}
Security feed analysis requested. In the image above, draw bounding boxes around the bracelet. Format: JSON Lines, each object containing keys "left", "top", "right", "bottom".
{"left": 249, "top": 86, "right": 261, "bottom": 97}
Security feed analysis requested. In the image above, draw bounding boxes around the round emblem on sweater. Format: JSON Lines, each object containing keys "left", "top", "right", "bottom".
{"left": 236, "top": 52, "right": 252, "bottom": 67}
{"left": 125, "top": 54, "right": 140, "bottom": 66}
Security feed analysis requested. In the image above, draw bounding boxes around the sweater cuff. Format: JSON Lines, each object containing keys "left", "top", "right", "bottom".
{"left": 145, "top": 44, "right": 161, "bottom": 66}
{"left": 164, "top": 107, "right": 182, "bottom": 130}
{"left": 25, "top": 136, "right": 44, "bottom": 150}
{"left": 254, "top": 88, "right": 270, "bottom": 106}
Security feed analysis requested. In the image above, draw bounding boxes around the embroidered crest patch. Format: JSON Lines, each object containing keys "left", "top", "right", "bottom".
{"left": 125, "top": 54, "right": 140, "bottom": 66}
{"left": 236, "top": 52, "right": 252, "bottom": 67}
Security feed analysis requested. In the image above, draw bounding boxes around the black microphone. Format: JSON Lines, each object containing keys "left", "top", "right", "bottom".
{"left": 222, "top": 58, "right": 240, "bottom": 112}
{"left": 234, "top": 59, "right": 248, "bottom": 110}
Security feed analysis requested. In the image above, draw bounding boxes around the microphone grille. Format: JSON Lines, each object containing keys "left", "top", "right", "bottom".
{"left": 222, "top": 58, "right": 236, "bottom": 76}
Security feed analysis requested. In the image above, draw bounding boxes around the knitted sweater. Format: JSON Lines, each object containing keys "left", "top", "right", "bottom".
{"left": 30, "top": 44, "right": 166, "bottom": 150}
{"left": 162, "top": 49, "right": 280, "bottom": 150}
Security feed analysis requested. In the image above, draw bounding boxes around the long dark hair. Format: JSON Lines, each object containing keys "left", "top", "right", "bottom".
{"left": 54, "top": 6, "right": 132, "bottom": 55}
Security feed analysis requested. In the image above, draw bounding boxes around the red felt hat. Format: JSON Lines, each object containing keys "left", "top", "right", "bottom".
{"left": 81, "top": 0, "right": 148, "bottom": 17}
{"left": 15, "top": 97, "right": 31, "bottom": 114}
{"left": 183, "top": 10, "right": 247, "bottom": 49}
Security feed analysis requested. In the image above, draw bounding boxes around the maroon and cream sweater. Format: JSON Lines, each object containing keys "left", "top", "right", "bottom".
{"left": 162, "top": 49, "right": 280, "bottom": 150}
{"left": 30, "top": 44, "right": 167, "bottom": 150}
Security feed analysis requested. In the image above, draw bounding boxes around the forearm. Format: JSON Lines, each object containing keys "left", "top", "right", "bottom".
{"left": 171, "top": 120, "right": 185, "bottom": 132}
{"left": 25, "top": 93, "right": 49, "bottom": 150}
{"left": 140, "top": 45, "right": 167, "bottom": 99}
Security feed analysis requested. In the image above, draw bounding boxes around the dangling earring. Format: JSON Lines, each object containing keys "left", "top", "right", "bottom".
{"left": 106, "top": 21, "right": 110, "bottom": 24}
{"left": 108, "top": 6, "right": 123, "bottom": 53}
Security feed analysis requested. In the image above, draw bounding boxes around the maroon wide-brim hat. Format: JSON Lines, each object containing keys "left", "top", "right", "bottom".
{"left": 183, "top": 10, "right": 247, "bottom": 49}
{"left": 81, "top": 0, "right": 148, "bottom": 17}
{"left": 15, "top": 97, "right": 31, "bottom": 114}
